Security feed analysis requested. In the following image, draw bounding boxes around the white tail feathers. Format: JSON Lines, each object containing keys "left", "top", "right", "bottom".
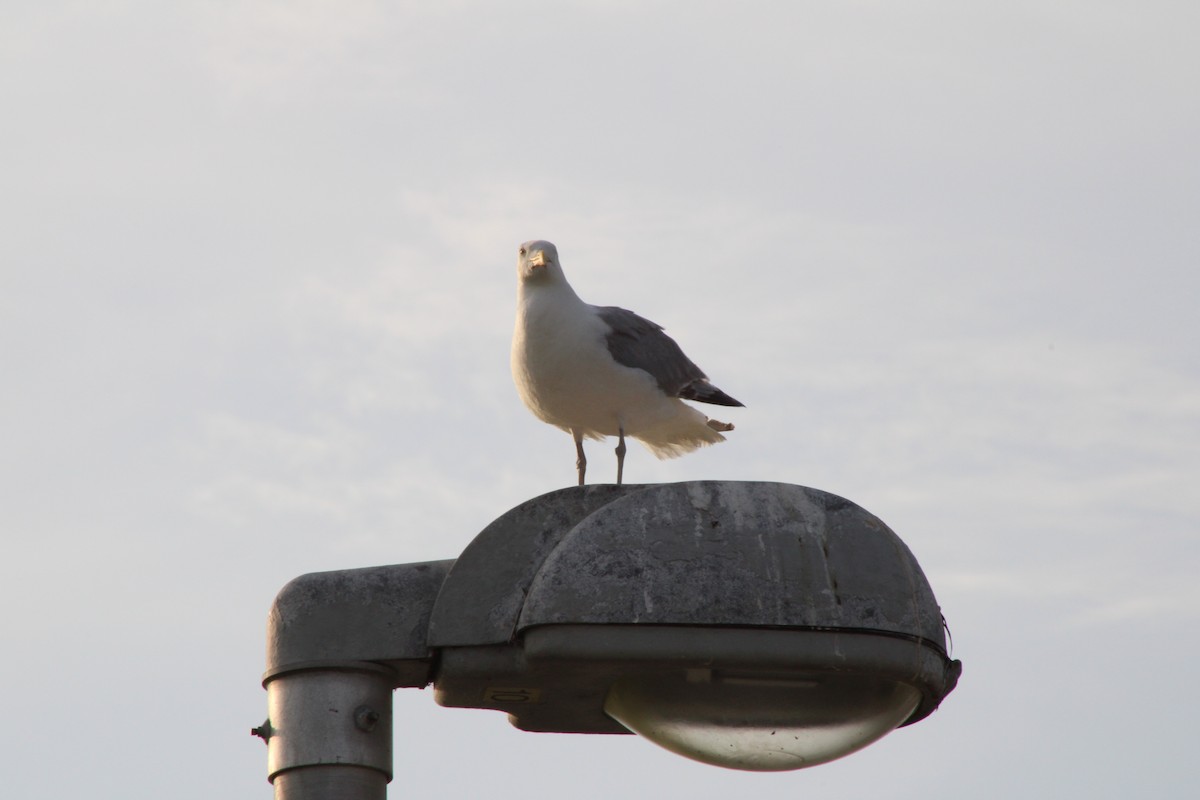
{"left": 632, "top": 406, "right": 732, "bottom": 460}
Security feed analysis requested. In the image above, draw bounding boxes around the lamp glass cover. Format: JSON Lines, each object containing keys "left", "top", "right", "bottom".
{"left": 604, "top": 670, "right": 921, "bottom": 771}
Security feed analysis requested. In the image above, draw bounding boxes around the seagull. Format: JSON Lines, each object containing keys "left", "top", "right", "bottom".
{"left": 511, "top": 240, "right": 743, "bottom": 486}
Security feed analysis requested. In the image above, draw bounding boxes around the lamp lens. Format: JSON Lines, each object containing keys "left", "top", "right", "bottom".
{"left": 604, "top": 671, "right": 921, "bottom": 771}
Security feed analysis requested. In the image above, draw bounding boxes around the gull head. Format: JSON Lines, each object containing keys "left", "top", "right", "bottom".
{"left": 517, "top": 240, "right": 562, "bottom": 284}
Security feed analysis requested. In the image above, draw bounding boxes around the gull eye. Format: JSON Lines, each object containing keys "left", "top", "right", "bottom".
{"left": 519, "top": 247, "right": 527, "bottom": 256}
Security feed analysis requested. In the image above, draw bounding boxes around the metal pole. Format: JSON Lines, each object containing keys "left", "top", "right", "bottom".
{"left": 260, "top": 662, "right": 395, "bottom": 800}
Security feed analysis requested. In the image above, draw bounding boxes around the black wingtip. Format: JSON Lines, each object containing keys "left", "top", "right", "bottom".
{"left": 680, "top": 381, "right": 745, "bottom": 407}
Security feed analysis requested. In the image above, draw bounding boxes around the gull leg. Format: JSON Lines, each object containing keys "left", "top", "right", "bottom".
{"left": 573, "top": 429, "right": 587, "bottom": 486}
{"left": 615, "top": 427, "right": 627, "bottom": 485}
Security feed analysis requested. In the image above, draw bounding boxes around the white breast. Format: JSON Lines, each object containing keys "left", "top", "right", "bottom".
{"left": 512, "top": 290, "right": 676, "bottom": 438}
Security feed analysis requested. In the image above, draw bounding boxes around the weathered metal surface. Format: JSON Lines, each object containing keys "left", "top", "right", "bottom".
{"left": 426, "top": 483, "right": 643, "bottom": 646}
{"left": 264, "top": 664, "right": 394, "bottom": 794}
{"left": 517, "top": 482, "right": 945, "bottom": 643}
{"left": 266, "top": 560, "right": 454, "bottom": 687}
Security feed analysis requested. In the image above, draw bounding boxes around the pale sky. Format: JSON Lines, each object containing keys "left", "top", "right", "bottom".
{"left": 2, "top": 2, "right": 1197, "bottom": 797}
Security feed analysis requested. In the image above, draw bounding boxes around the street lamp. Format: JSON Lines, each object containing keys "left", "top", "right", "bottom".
{"left": 256, "top": 481, "right": 961, "bottom": 798}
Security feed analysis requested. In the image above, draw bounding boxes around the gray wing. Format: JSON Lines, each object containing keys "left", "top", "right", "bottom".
{"left": 595, "top": 306, "right": 743, "bottom": 407}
